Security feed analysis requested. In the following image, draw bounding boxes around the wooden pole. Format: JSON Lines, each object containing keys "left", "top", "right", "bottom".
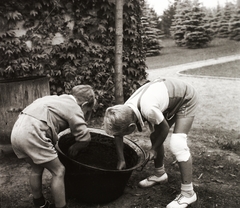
{"left": 114, "top": 0, "right": 124, "bottom": 104}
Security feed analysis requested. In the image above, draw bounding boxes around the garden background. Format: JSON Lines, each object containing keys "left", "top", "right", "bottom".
{"left": 0, "top": 0, "right": 240, "bottom": 207}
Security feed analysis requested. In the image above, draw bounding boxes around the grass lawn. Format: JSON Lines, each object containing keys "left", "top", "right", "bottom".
{"left": 146, "top": 38, "right": 240, "bottom": 70}
{"left": 180, "top": 60, "right": 240, "bottom": 78}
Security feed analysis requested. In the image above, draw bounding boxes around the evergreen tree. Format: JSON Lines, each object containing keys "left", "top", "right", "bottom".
{"left": 171, "top": 0, "right": 213, "bottom": 48}
{"left": 161, "top": 0, "right": 178, "bottom": 37}
{"left": 202, "top": 8, "right": 215, "bottom": 38}
{"left": 141, "top": 2, "right": 163, "bottom": 56}
{"left": 217, "top": 2, "right": 235, "bottom": 38}
{"left": 229, "top": 8, "right": 240, "bottom": 41}
{"left": 170, "top": 0, "right": 191, "bottom": 46}
{"left": 210, "top": 7, "right": 223, "bottom": 36}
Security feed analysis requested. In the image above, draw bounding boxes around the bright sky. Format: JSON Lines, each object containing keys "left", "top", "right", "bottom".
{"left": 146, "top": 0, "right": 237, "bottom": 15}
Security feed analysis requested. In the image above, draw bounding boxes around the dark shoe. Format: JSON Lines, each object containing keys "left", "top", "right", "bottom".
{"left": 49, "top": 203, "right": 56, "bottom": 208}
{"left": 36, "top": 200, "right": 52, "bottom": 208}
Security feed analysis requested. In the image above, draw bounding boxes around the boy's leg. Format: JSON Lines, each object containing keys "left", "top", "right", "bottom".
{"left": 139, "top": 138, "right": 168, "bottom": 188}
{"left": 139, "top": 151, "right": 168, "bottom": 187}
{"left": 152, "top": 140, "right": 164, "bottom": 168}
{"left": 173, "top": 116, "right": 194, "bottom": 185}
{"left": 173, "top": 116, "right": 194, "bottom": 134}
{"left": 25, "top": 158, "right": 44, "bottom": 198}
{"left": 154, "top": 144, "right": 167, "bottom": 177}
{"left": 150, "top": 116, "right": 176, "bottom": 176}
{"left": 25, "top": 158, "right": 50, "bottom": 207}
{"left": 167, "top": 116, "right": 197, "bottom": 208}
{"left": 41, "top": 157, "right": 66, "bottom": 208}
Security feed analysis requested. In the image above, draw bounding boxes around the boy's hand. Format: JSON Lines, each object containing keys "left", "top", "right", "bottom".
{"left": 148, "top": 149, "right": 157, "bottom": 161}
{"left": 117, "top": 160, "right": 126, "bottom": 170}
{"left": 68, "top": 141, "right": 89, "bottom": 157}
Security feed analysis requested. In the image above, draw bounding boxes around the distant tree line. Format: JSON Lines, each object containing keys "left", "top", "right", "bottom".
{"left": 149, "top": 0, "right": 240, "bottom": 49}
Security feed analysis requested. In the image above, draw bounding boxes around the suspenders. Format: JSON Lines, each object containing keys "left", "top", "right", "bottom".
{"left": 136, "top": 78, "right": 186, "bottom": 122}
{"left": 135, "top": 78, "right": 166, "bottom": 131}
{"left": 137, "top": 78, "right": 166, "bottom": 113}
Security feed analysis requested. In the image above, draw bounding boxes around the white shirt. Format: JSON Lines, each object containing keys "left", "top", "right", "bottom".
{"left": 125, "top": 81, "right": 169, "bottom": 131}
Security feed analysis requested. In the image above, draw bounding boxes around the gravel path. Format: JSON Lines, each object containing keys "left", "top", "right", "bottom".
{"left": 146, "top": 54, "right": 240, "bottom": 132}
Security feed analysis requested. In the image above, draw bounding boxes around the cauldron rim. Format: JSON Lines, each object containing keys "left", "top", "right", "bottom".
{"left": 56, "top": 128, "right": 147, "bottom": 172}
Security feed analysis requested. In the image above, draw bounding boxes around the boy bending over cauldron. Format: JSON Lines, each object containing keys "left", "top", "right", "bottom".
{"left": 104, "top": 78, "right": 198, "bottom": 208}
{"left": 11, "top": 85, "right": 96, "bottom": 208}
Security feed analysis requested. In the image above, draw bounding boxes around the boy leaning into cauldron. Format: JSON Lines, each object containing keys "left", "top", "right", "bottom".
{"left": 104, "top": 78, "right": 198, "bottom": 208}
{"left": 11, "top": 85, "right": 96, "bottom": 208}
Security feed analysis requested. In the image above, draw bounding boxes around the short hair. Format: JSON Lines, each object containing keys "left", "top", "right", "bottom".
{"left": 71, "top": 85, "right": 95, "bottom": 108}
{"left": 104, "top": 105, "right": 135, "bottom": 135}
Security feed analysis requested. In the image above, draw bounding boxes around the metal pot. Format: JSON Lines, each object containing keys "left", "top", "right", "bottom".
{"left": 56, "top": 128, "right": 147, "bottom": 204}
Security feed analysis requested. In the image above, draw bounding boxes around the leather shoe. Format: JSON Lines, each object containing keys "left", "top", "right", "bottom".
{"left": 139, "top": 173, "right": 168, "bottom": 188}
{"left": 166, "top": 192, "right": 197, "bottom": 208}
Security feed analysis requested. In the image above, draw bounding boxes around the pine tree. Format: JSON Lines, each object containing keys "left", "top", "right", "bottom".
{"left": 171, "top": 0, "right": 213, "bottom": 48}
{"left": 217, "top": 2, "right": 235, "bottom": 38}
{"left": 210, "top": 7, "right": 223, "bottom": 36}
{"left": 229, "top": 8, "right": 240, "bottom": 41}
{"left": 141, "top": 2, "right": 163, "bottom": 56}
{"left": 170, "top": 0, "right": 191, "bottom": 46}
{"left": 161, "top": 0, "right": 178, "bottom": 37}
{"left": 202, "top": 8, "right": 215, "bottom": 38}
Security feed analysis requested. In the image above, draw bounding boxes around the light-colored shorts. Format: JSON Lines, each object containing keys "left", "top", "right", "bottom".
{"left": 11, "top": 114, "right": 58, "bottom": 164}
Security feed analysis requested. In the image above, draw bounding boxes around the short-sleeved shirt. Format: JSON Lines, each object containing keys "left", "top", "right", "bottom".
{"left": 125, "top": 78, "right": 198, "bottom": 131}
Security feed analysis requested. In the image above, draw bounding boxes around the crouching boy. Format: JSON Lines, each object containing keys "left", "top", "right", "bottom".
{"left": 104, "top": 78, "right": 198, "bottom": 208}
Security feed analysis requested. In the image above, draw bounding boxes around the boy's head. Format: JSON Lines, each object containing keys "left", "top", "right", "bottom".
{"left": 71, "top": 85, "right": 95, "bottom": 107}
{"left": 104, "top": 105, "right": 136, "bottom": 136}
{"left": 71, "top": 85, "right": 96, "bottom": 121}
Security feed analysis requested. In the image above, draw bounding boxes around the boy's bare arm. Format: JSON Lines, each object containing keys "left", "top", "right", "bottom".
{"left": 114, "top": 135, "right": 126, "bottom": 170}
{"left": 149, "top": 119, "right": 169, "bottom": 160}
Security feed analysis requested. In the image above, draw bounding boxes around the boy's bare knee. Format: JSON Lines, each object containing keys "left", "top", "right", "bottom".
{"left": 53, "top": 165, "right": 65, "bottom": 178}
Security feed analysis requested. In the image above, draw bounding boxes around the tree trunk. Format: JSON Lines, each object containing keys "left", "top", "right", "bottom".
{"left": 114, "top": 0, "right": 124, "bottom": 104}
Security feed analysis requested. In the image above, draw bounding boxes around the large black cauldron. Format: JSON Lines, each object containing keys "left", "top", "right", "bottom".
{"left": 56, "top": 128, "right": 147, "bottom": 204}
